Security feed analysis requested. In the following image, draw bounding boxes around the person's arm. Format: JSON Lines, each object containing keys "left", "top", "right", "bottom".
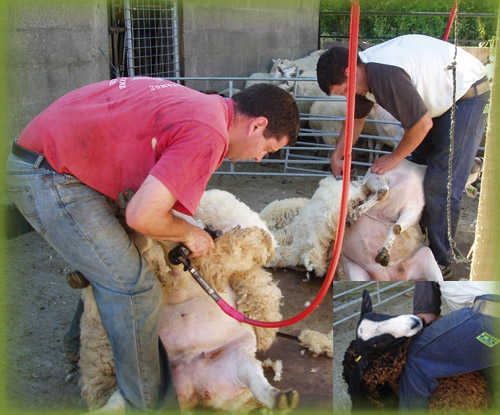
{"left": 413, "top": 281, "right": 441, "bottom": 325}
{"left": 370, "top": 111, "right": 433, "bottom": 174}
{"left": 125, "top": 174, "right": 215, "bottom": 257}
{"left": 330, "top": 116, "right": 367, "bottom": 176}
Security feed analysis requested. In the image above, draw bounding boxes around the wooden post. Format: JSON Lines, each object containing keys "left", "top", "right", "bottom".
{"left": 470, "top": 15, "right": 500, "bottom": 281}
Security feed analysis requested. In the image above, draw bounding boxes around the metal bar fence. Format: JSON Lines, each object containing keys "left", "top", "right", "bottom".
{"left": 124, "top": 0, "right": 179, "bottom": 78}
{"left": 333, "top": 282, "right": 415, "bottom": 327}
{"left": 163, "top": 75, "right": 485, "bottom": 178}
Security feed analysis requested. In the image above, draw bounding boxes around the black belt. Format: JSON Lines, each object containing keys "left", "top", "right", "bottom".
{"left": 11, "top": 141, "right": 56, "bottom": 171}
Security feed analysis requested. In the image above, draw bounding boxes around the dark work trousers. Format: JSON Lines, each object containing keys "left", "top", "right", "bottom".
{"left": 409, "top": 91, "right": 490, "bottom": 267}
{"left": 399, "top": 294, "right": 499, "bottom": 410}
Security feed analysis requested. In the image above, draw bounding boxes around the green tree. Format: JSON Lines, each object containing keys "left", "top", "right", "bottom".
{"left": 319, "top": 0, "right": 497, "bottom": 46}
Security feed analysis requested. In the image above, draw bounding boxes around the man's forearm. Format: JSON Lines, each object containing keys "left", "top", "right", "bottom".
{"left": 392, "top": 112, "right": 432, "bottom": 161}
{"left": 336, "top": 117, "right": 366, "bottom": 154}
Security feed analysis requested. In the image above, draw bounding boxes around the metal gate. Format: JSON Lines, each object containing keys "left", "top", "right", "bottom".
{"left": 333, "top": 282, "right": 415, "bottom": 327}
{"left": 109, "top": 0, "right": 180, "bottom": 78}
{"left": 161, "top": 75, "right": 405, "bottom": 178}
{"left": 162, "top": 75, "right": 485, "bottom": 179}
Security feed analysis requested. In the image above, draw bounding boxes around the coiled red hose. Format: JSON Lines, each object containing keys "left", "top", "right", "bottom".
{"left": 226, "top": 1, "right": 361, "bottom": 328}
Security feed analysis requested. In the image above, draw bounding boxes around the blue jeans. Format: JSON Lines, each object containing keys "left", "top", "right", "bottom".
{"left": 399, "top": 295, "right": 499, "bottom": 411}
{"left": 409, "top": 92, "right": 489, "bottom": 266}
{"left": 7, "top": 154, "right": 178, "bottom": 410}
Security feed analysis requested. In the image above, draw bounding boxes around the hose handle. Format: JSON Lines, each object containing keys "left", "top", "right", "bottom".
{"left": 168, "top": 244, "right": 191, "bottom": 266}
{"left": 167, "top": 226, "right": 222, "bottom": 266}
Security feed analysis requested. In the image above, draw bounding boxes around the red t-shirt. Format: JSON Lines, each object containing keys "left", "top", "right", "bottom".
{"left": 18, "top": 78, "right": 232, "bottom": 215}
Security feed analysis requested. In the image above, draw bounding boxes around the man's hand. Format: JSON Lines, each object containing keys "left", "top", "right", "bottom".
{"left": 416, "top": 312, "right": 439, "bottom": 326}
{"left": 126, "top": 175, "right": 215, "bottom": 257}
{"left": 330, "top": 148, "right": 344, "bottom": 176}
{"left": 370, "top": 153, "right": 402, "bottom": 175}
{"left": 183, "top": 227, "right": 215, "bottom": 257}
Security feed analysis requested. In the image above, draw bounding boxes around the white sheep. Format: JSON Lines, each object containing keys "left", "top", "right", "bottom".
{"left": 309, "top": 100, "right": 402, "bottom": 148}
{"left": 261, "top": 160, "right": 445, "bottom": 282}
{"left": 269, "top": 50, "right": 325, "bottom": 77}
{"left": 78, "top": 189, "right": 299, "bottom": 412}
{"left": 269, "top": 51, "right": 327, "bottom": 114}
{"left": 244, "top": 71, "right": 286, "bottom": 89}
{"left": 261, "top": 176, "right": 366, "bottom": 276}
{"left": 269, "top": 50, "right": 403, "bottom": 160}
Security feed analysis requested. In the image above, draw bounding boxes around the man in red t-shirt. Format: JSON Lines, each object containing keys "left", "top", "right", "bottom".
{"left": 7, "top": 80, "right": 299, "bottom": 410}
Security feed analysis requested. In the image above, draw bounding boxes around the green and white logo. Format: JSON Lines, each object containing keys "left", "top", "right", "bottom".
{"left": 476, "top": 331, "right": 500, "bottom": 348}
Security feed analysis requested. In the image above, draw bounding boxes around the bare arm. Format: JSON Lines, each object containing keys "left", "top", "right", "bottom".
{"left": 125, "top": 175, "right": 214, "bottom": 257}
{"left": 330, "top": 116, "right": 367, "bottom": 176}
{"left": 371, "top": 112, "right": 433, "bottom": 174}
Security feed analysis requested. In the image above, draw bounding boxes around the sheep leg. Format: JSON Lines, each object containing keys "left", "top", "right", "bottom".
{"left": 236, "top": 353, "right": 299, "bottom": 409}
{"left": 342, "top": 256, "right": 371, "bottom": 281}
{"left": 348, "top": 185, "right": 388, "bottom": 225}
{"left": 347, "top": 174, "right": 390, "bottom": 225}
{"left": 375, "top": 206, "right": 422, "bottom": 266}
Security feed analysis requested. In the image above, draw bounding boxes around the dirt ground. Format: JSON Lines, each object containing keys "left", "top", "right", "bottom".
{"left": 4, "top": 170, "right": 479, "bottom": 412}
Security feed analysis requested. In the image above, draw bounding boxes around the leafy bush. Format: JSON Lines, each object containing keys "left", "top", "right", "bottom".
{"left": 320, "top": 0, "right": 497, "bottom": 46}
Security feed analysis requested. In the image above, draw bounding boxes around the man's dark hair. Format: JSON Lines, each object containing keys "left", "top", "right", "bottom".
{"left": 232, "top": 84, "right": 299, "bottom": 146}
{"left": 316, "top": 47, "right": 362, "bottom": 95}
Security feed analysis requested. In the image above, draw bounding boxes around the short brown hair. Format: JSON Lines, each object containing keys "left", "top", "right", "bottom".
{"left": 232, "top": 84, "right": 299, "bottom": 146}
{"left": 317, "top": 47, "right": 362, "bottom": 95}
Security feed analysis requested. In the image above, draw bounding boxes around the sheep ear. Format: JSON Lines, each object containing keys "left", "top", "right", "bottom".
{"left": 361, "top": 290, "right": 372, "bottom": 315}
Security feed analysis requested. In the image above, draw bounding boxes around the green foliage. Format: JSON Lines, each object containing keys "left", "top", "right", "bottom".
{"left": 319, "top": 0, "right": 498, "bottom": 46}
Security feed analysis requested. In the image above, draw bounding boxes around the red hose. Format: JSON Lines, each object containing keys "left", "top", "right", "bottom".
{"left": 221, "top": 1, "right": 361, "bottom": 328}
{"left": 443, "top": 3, "right": 457, "bottom": 41}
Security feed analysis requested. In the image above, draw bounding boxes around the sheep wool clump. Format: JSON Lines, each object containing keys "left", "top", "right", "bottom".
{"left": 298, "top": 329, "right": 333, "bottom": 358}
{"left": 342, "top": 337, "right": 490, "bottom": 411}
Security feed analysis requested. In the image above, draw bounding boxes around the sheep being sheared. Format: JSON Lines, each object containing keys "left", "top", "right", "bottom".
{"left": 261, "top": 159, "right": 443, "bottom": 282}
{"left": 78, "top": 189, "right": 299, "bottom": 412}
{"left": 343, "top": 290, "right": 490, "bottom": 411}
{"left": 260, "top": 175, "right": 365, "bottom": 277}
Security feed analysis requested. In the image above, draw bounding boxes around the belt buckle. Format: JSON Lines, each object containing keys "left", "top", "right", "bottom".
{"left": 34, "top": 154, "right": 44, "bottom": 169}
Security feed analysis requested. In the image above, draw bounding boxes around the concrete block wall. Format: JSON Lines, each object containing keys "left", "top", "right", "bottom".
{"left": 7, "top": 0, "right": 109, "bottom": 141}
{"left": 181, "top": 0, "right": 320, "bottom": 91}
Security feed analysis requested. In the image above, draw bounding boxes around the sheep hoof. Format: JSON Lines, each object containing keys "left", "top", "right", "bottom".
{"left": 276, "top": 389, "right": 299, "bottom": 410}
{"left": 375, "top": 248, "right": 390, "bottom": 267}
{"left": 66, "top": 270, "right": 90, "bottom": 289}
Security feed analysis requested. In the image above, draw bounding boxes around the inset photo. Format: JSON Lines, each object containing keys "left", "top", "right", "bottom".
{"left": 333, "top": 281, "right": 499, "bottom": 412}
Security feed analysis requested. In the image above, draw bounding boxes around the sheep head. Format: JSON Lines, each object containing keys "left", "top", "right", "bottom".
{"left": 343, "top": 290, "right": 423, "bottom": 409}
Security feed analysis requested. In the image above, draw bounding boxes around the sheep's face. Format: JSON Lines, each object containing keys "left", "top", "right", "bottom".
{"left": 357, "top": 314, "right": 423, "bottom": 341}
{"left": 356, "top": 290, "right": 423, "bottom": 342}
{"left": 343, "top": 290, "right": 421, "bottom": 410}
